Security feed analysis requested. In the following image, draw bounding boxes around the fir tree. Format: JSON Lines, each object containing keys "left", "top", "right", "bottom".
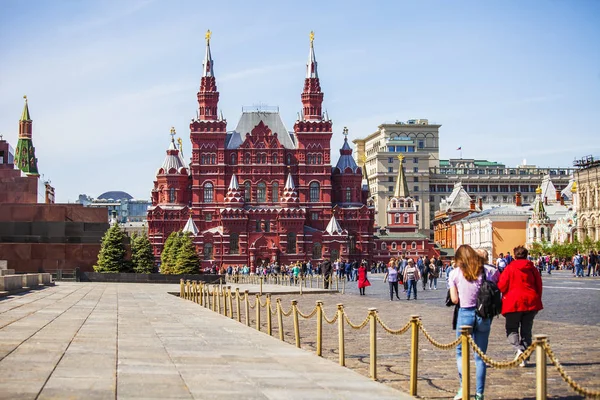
{"left": 95, "top": 224, "right": 127, "bottom": 272}
{"left": 174, "top": 232, "right": 199, "bottom": 274}
{"left": 132, "top": 232, "right": 155, "bottom": 274}
{"left": 160, "top": 231, "right": 182, "bottom": 274}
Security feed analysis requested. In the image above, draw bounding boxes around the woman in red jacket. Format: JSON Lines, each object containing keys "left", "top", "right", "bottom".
{"left": 498, "top": 246, "right": 543, "bottom": 367}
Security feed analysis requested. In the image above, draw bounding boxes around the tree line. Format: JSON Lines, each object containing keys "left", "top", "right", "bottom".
{"left": 528, "top": 237, "right": 600, "bottom": 259}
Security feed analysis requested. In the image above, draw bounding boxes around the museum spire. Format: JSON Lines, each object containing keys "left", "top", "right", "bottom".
{"left": 394, "top": 155, "right": 410, "bottom": 198}
{"left": 300, "top": 31, "right": 324, "bottom": 121}
{"left": 197, "top": 29, "right": 220, "bottom": 121}
{"left": 15, "top": 95, "right": 39, "bottom": 176}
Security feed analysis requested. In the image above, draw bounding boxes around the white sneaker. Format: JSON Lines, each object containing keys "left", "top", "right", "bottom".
{"left": 515, "top": 350, "right": 526, "bottom": 367}
{"left": 453, "top": 388, "right": 463, "bottom": 400}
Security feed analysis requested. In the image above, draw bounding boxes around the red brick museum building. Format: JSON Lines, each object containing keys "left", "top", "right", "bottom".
{"left": 147, "top": 33, "right": 375, "bottom": 270}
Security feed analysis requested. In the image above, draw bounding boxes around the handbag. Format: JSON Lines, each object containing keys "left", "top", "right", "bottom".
{"left": 445, "top": 289, "right": 454, "bottom": 307}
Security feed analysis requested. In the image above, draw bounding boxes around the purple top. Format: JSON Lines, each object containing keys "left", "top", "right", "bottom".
{"left": 448, "top": 265, "right": 499, "bottom": 308}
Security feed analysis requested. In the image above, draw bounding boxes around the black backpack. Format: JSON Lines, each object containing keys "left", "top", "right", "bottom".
{"left": 476, "top": 272, "right": 502, "bottom": 319}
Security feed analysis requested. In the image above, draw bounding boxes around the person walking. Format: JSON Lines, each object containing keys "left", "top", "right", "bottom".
{"left": 383, "top": 263, "right": 400, "bottom": 300}
{"left": 422, "top": 257, "right": 430, "bottom": 290}
{"left": 428, "top": 261, "right": 439, "bottom": 290}
{"left": 588, "top": 251, "right": 597, "bottom": 277}
{"left": 322, "top": 259, "right": 332, "bottom": 289}
{"left": 403, "top": 258, "right": 420, "bottom": 300}
{"left": 573, "top": 252, "right": 584, "bottom": 277}
{"left": 448, "top": 245, "right": 499, "bottom": 400}
{"left": 357, "top": 261, "right": 371, "bottom": 295}
{"left": 498, "top": 246, "right": 543, "bottom": 367}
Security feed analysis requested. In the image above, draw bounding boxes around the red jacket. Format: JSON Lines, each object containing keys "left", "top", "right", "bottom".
{"left": 498, "top": 259, "right": 543, "bottom": 314}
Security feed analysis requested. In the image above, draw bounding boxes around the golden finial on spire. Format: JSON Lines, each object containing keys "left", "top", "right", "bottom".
{"left": 205, "top": 29, "right": 212, "bottom": 43}
{"left": 309, "top": 31, "right": 315, "bottom": 44}
{"left": 535, "top": 186, "right": 542, "bottom": 195}
{"left": 170, "top": 126, "right": 176, "bottom": 141}
{"left": 397, "top": 154, "right": 404, "bottom": 162}
{"left": 343, "top": 126, "right": 348, "bottom": 137}
{"left": 361, "top": 154, "right": 367, "bottom": 164}
{"left": 23, "top": 95, "right": 27, "bottom": 101}
{"left": 177, "top": 137, "right": 183, "bottom": 151}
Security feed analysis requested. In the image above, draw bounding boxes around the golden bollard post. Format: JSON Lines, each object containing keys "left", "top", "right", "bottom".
{"left": 409, "top": 315, "right": 420, "bottom": 396}
{"left": 193, "top": 281, "right": 198, "bottom": 303}
{"left": 186, "top": 280, "right": 191, "bottom": 300}
{"left": 180, "top": 279, "right": 184, "bottom": 298}
{"left": 199, "top": 282, "right": 204, "bottom": 306}
{"left": 219, "top": 286, "right": 224, "bottom": 315}
{"left": 337, "top": 303, "right": 345, "bottom": 366}
{"left": 316, "top": 301, "right": 323, "bottom": 357}
{"left": 212, "top": 286, "right": 217, "bottom": 313}
{"left": 223, "top": 287, "right": 228, "bottom": 316}
{"left": 335, "top": 275, "right": 339, "bottom": 291}
{"left": 460, "top": 325, "right": 472, "bottom": 400}
{"left": 342, "top": 276, "right": 346, "bottom": 294}
{"left": 255, "top": 294, "right": 261, "bottom": 331}
{"left": 260, "top": 276, "right": 263, "bottom": 296}
{"left": 235, "top": 288, "right": 241, "bottom": 322}
{"left": 266, "top": 295, "right": 272, "bottom": 336}
{"left": 300, "top": 278, "right": 303, "bottom": 296}
{"left": 535, "top": 335, "right": 548, "bottom": 400}
{"left": 369, "top": 308, "right": 377, "bottom": 381}
{"left": 244, "top": 290, "right": 250, "bottom": 327}
{"left": 227, "top": 286, "right": 233, "bottom": 318}
{"left": 277, "top": 299, "right": 284, "bottom": 341}
{"left": 310, "top": 275, "right": 313, "bottom": 288}
{"left": 291, "top": 300, "right": 301, "bottom": 348}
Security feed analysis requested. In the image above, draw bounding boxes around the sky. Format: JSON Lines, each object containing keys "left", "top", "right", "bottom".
{"left": 1, "top": 0, "right": 599, "bottom": 203}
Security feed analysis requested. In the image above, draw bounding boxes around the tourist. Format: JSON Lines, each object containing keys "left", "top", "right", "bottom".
{"left": 383, "top": 263, "right": 400, "bottom": 301}
{"left": 496, "top": 253, "right": 507, "bottom": 272}
{"left": 498, "top": 246, "right": 543, "bottom": 367}
{"left": 573, "top": 252, "right": 584, "bottom": 277}
{"left": 322, "top": 259, "right": 332, "bottom": 289}
{"left": 428, "top": 260, "right": 439, "bottom": 290}
{"left": 587, "top": 251, "right": 597, "bottom": 277}
{"left": 357, "top": 261, "right": 371, "bottom": 295}
{"left": 403, "top": 258, "right": 420, "bottom": 300}
{"left": 421, "top": 257, "right": 430, "bottom": 290}
{"left": 445, "top": 262, "right": 454, "bottom": 288}
{"left": 448, "top": 244, "right": 498, "bottom": 400}
{"left": 345, "top": 260, "right": 352, "bottom": 281}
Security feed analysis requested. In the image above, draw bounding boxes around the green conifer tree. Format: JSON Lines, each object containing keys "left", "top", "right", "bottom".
{"left": 132, "top": 232, "right": 155, "bottom": 273}
{"left": 160, "top": 231, "right": 183, "bottom": 274}
{"left": 95, "top": 224, "right": 127, "bottom": 272}
{"left": 174, "top": 233, "right": 199, "bottom": 274}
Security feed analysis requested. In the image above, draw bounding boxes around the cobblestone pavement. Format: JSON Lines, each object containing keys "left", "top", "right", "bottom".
{"left": 233, "top": 272, "right": 600, "bottom": 399}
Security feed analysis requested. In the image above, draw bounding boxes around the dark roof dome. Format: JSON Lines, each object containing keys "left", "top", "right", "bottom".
{"left": 97, "top": 191, "right": 133, "bottom": 201}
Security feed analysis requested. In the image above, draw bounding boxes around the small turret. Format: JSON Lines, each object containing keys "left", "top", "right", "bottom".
{"left": 14, "top": 95, "right": 39, "bottom": 176}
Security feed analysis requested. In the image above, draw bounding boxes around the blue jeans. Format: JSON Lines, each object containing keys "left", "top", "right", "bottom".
{"left": 456, "top": 307, "right": 492, "bottom": 395}
{"left": 406, "top": 279, "right": 417, "bottom": 299}
{"left": 575, "top": 266, "right": 584, "bottom": 277}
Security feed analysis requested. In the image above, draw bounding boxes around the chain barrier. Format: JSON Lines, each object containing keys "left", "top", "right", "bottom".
{"left": 247, "top": 296, "right": 257, "bottom": 310}
{"left": 259, "top": 297, "right": 268, "bottom": 308}
{"left": 343, "top": 311, "right": 370, "bottom": 330}
{"left": 322, "top": 309, "right": 339, "bottom": 324}
{"left": 416, "top": 321, "right": 462, "bottom": 350}
{"left": 279, "top": 304, "right": 293, "bottom": 317}
{"left": 375, "top": 314, "right": 411, "bottom": 335}
{"left": 296, "top": 305, "right": 318, "bottom": 319}
{"left": 467, "top": 336, "right": 535, "bottom": 369}
{"left": 544, "top": 342, "right": 600, "bottom": 398}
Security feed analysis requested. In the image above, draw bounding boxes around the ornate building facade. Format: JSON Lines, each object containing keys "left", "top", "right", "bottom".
{"left": 574, "top": 156, "right": 600, "bottom": 241}
{"left": 147, "top": 33, "right": 374, "bottom": 270}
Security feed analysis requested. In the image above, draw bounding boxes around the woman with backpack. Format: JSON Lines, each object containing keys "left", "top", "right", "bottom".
{"left": 448, "top": 245, "right": 499, "bottom": 400}
{"left": 498, "top": 246, "right": 543, "bottom": 367}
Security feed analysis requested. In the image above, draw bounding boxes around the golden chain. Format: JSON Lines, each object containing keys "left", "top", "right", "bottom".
{"left": 343, "top": 311, "right": 370, "bottom": 330}
{"left": 417, "top": 321, "right": 461, "bottom": 350}
{"left": 259, "top": 297, "right": 268, "bottom": 308}
{"left": 544, "top": 343, "right": 600, "bottom": 398}
{"left": 297, "top": 305, "right": 318, "bottom": 319}
{"left": 247, "top": 297, "right": 257, "bottom": 310}
{"left": 279, "top": 304, "right": 293, "bottom": 317}
{"left": 467, "top": 337, "right": 535, "bottom": 369}
{"left": 322, "top": 309, "right": 339, "bottom": 324}
{"left": 376, "top": 314, "right": 411, "bottom": 335}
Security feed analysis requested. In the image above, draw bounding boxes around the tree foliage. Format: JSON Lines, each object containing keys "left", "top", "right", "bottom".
{"left": 174, "top": 233, "right": 200, "bottom": 274}
{"left": 95, "top": 224, "right": 127, "bottom": 272}
{"left": 131, "top": 232, "right": 155, "bottom": 273}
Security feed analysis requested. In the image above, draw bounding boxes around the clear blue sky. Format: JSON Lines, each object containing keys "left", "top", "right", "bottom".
{"left": 1, "top": 0, "right": 599, "bottom": 202}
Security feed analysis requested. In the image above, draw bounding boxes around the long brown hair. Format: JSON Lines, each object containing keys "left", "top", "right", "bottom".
{"left": 454, "top": 245, "right": 484, "bottom": 282}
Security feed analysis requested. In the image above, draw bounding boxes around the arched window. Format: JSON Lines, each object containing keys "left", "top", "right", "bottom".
{"left": 211, "top": 154, "right": 216, "bottom": 164}
{"left": 381, "top": 242, "right": 387, "bottom": 250}
{"left": 272, "top": 153, "right": 277, "bottom": 164}
{"left": 169, "top": 188, "right": 176, "bottom": 203}
{"left": 231, "top": 153, "right": 237, "bottom": 164}
{"left": 287, "top": 233, "right": 296, "bottom": 254}
{"left": 203, "top": 182, "right": 213, "bottom": 202}
{"left": 345, "top": 188, "right": 352, "bottom": 202}
{"left": 395, "top": 213, "right": 400, "bottom": 223}
{"left": 307, "top": 154, "right": 313, "bottom": 165}
{"left": 312, "top": 242, "right": 322, "bottom": 259}
{"left": 245, "top": 153, "right": 251, "bottom": 164}
{"left": 272, "top": 182, "right": 279, "bottom": 202}
{"left": 244, "top": 182, "right": 251, "bottom": 202}
{"left": 533, "top": 227, "right": 537, "bottom": 240}
{"left": 201, "top": 155, "right": 205, "bottom": 165}
{"left": 317, "top": 154, "right": 322, "bottom": 164}
{"left": 401, "top": 242, "right": 407, "bottom": 250}
{"left": 229, "top": 234, "right": 239, "bottom": 254}
{"left": 257, "top": 182, "right": 266, "bottom": 202}
{"left": 540, "top": 227, "right": 545, "bottom": 239}
{"left": 349, "top": 235, "right": 357, "bottom": 254}
{"left": 286, "top": 154, "right": 292, "bottom": 165}
{"left": 404, "top": 213, "right": 409, "bottom": 223}
{"left": 411, "top": 242, "right": 417, "bottom": 249}
{"left": 391, "top": 242, "right": 397, "bottom": 250}
{"left": 203, "top": 243, "right": 213, "bottom": 260}
{"left": 310, "top": 182, "right": 320, "bottom": 202}
{"left": 331, "top": 249, "right": 339, "bottom": 262}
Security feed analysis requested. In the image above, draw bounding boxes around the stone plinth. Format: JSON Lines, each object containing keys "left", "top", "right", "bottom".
{"left": 38, "top": 273, "right": 52, "bottom": 285}
{"left": 0, "top": 269, "right": 16, "bottom": 276}
{"left": 0, "top": 260, "right": 7, "bottom": 269}
{"left": 21, "top": 273, "right": 39, "bottom": 289}
{"left": 0, "top": 275, "right": 23, "bottom": 291}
